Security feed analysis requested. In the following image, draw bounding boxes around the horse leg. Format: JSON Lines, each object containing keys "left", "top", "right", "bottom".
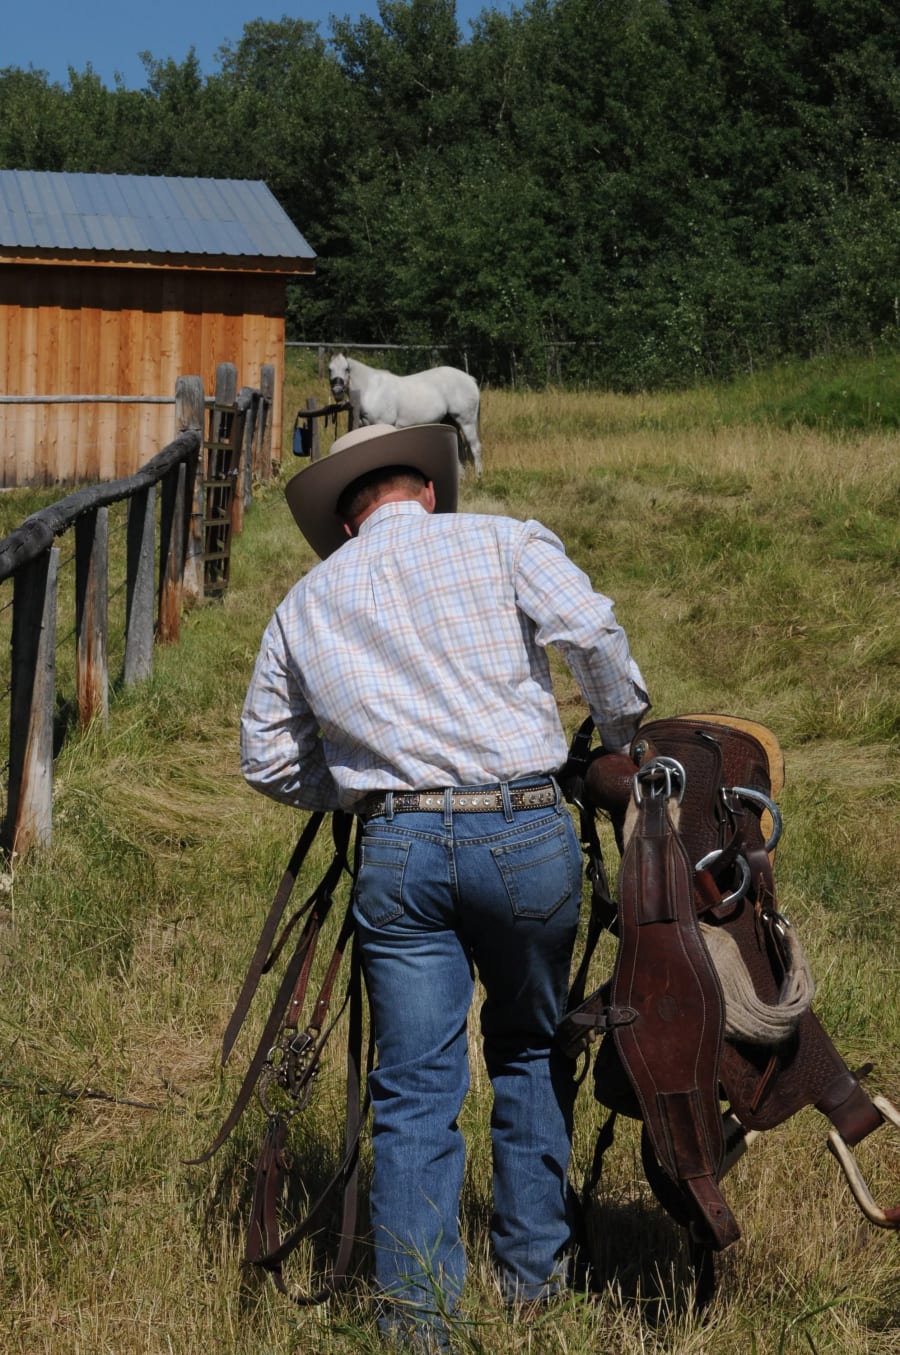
{"left": 447, "top": 406, "right": 482, "bottom": 476}
{"left": 439, "top": 418, "right": 469, "bottom": 470}
{"left": 455, "top": 414, "right": 483, "bottom": 476}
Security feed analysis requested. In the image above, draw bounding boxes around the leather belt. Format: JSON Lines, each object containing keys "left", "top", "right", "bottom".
{"left": 356, "top": 781, "right": 557, "bottom": 820}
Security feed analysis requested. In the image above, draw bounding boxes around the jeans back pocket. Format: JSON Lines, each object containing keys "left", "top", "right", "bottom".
{"left": 354, "top": 835, "right": 411, "bottom": 927}
{"left": 491, "top": 818, "right": 578, "bottom": 920}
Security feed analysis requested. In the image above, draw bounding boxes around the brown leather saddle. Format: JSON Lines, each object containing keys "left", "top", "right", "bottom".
{"left": 558, "top": 713, "right": 899, "bottom": 1281}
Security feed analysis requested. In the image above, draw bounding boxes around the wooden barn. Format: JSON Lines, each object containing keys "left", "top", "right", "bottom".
{"left": 0, "top": 170, "right": 315, "bottom": 487}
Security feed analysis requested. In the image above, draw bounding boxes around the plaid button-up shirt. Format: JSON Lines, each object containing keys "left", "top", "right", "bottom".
{"left": 241, "top": 501, "right": 649, "bottom": 811}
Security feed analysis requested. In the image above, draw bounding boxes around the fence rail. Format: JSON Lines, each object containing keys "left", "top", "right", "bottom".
{"left": 286, "top": 339, "right": 600, "bottom": 386}
{"left": 0, "top": 395, "right": 180, "bottom": 405}
{"left": 0, "top": 362, "right": 273, "bottom": 861}
{"left": 287, "top": 342, "right": 471, "bottom": 380}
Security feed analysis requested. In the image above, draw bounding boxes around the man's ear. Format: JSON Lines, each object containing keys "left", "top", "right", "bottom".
{"left": 343, "top": 521, "right": 355, "bottom": 539}
{"left": 423, "top": 481, "right": 437, "bottom": 513}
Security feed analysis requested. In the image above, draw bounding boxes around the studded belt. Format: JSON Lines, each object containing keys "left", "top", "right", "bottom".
{"left": 356, "top": 781, "right": 557, "bottom": 820}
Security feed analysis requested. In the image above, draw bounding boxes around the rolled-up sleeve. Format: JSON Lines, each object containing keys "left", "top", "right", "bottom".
{"left": 240, "top": 613, "right": 341, "bottom": 811}
{"left": 513, "top": 523, "right": 650, "bottom": 751}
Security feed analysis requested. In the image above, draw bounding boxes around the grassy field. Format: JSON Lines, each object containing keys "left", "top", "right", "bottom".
{"left": 0, "top": 357, "right": 897, "bottom": 1353}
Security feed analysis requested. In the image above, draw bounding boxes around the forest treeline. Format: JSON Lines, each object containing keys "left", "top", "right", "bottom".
{"left": 2, "top": 0, "right": 898, "bottom": 388}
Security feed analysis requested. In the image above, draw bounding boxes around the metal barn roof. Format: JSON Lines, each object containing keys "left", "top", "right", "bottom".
{"left": 0, "top": 170, "right": 315, "bottom": 262}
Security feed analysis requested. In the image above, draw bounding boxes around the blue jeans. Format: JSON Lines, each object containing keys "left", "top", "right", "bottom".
{"left": 352, "top": 781, "right": 582, "bottom": 1345}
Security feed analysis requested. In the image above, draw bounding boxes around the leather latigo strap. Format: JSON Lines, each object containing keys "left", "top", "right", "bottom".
{"left": 610, "top": 758, "right": 739, "bottom": 1250}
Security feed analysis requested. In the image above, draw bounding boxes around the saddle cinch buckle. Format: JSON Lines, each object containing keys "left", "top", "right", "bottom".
{"left": 632, "top": 755, "right": 686, "bottom": 806}
{"left": 827, "top": 1095, "right": 900, "bottom": 1229}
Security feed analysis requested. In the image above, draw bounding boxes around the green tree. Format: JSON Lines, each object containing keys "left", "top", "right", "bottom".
{"left": 331, "top": 0, "right": 466, "bottom": 168}
{"left": 0, "top": 67, "right": 69, "bottom": 168}
{"left": 1, "top": 1, "right": 897, "bottom": 384}
{"left": 214, "top": 18, "right": 362, "bottom": 335}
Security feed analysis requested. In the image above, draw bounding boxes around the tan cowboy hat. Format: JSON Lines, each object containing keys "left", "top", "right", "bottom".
{"left": 285, "top": 422, "right": 460, "bottom": 558}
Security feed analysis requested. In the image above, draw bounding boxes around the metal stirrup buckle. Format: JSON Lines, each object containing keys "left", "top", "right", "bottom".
{"left": 725, "top": 785, "right": 783, "bottom": 853}
{"left": 695, "top": 848, "right": 752, "bottom": 906}
{"left": 632, "top": 756, "right": 686, "bottom": 807}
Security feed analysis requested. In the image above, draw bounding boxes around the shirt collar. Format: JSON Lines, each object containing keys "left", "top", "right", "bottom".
{"left": 357, "top": 499, "right": 429, "bottom": 538}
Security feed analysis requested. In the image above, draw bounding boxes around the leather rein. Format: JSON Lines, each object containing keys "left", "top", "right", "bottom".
{"left": 188, "top": 810, "right": 372, "bottom": 1303}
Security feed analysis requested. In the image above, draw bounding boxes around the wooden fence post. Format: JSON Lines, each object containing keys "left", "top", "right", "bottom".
{"left": 158, "top": 461, "right": 187, "bottom": 643}
{"left": 230, "top": 399, "right": 249, "bottom": 538}
{"left": 124, "top": 485, "right": 156, "bottom": 684}
{"left": 240, "top": 388, "right": 258, "bottom": 508}
{"left": 307, "top": 397, "right": 322, "bottom": 461}
{"left": 75, "top": 506, "right": 109, "bottom": 728}
{"left": 3, "top": 547, "right": 58, "bottom": 856}
{"left": 176, "top": 376, "right": 205, "bottom": 603}
{"left": 259, "top": 364, "right": 275, "bottom": 477}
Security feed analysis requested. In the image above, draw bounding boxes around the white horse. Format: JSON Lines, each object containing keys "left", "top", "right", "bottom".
{"left": 328, "top": 352, "right": 483, "bottom": 475}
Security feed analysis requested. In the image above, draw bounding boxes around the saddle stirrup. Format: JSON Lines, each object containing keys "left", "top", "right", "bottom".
{"left": 827, "top": 1094, "right": 900, "bottom": 1229}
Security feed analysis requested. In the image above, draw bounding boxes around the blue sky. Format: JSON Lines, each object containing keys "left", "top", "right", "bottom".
{"left": 4, "top": 3, "right": 515, "bottom": 91}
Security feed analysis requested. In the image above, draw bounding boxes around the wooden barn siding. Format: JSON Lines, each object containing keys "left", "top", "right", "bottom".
{"left": 0, "top": 263, "right": 286, "bottom": 487}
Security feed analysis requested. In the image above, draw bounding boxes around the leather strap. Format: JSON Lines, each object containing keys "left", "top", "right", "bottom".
{"left": 248, "top": 933, "right": 373, "bottom": 1303}
{"left": 246, "top": 1116, "right": 289, "bottom": 1265}
{"left": 610, "top": 761, "right": 739, "bottom": 1250}
{"left": 219, "top": 811, "right": 329, "bottom": 1065}
{"left": 357, "top": 780, "right": 556, "bottom": 819}
{"left": 205, "top": 813, "right": 373, "bottom": 1303}
{"left": 186, "top": 813, "right": 353, "bottom": 1166}
{"left": 566, "top": 803, "right": 617, "bottom": 1009}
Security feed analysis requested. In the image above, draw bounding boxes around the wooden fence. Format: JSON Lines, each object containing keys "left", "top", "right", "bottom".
{"left": 0, "top": 363, "right": 273, "bottom": 860}
{"left": 287, "top": 342, "right": 460, "bottom": 379}
{"left": 291, "top": 389, "right": 360, "bottom": 460}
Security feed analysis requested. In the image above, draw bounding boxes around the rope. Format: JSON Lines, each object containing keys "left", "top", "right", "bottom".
{"left": 700, "top": 920, "right": 815, "bottom": 1044}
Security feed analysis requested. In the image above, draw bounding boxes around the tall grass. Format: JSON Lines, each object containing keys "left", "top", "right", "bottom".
{"left": 1, "top": 362, "right": 897, "bottom": 1354}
